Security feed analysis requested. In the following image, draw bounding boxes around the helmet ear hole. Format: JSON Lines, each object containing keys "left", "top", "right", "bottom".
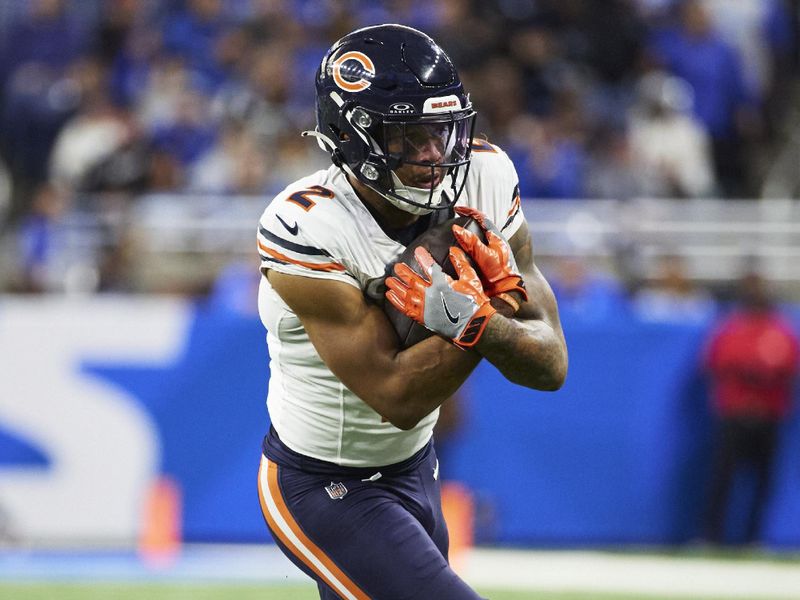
{"left": 328, "top": 125, "right": 351, "bottom": 145}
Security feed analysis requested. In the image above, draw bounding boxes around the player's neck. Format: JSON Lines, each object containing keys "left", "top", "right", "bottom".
{"left": 348, "top": 176, "right": 420, "bottom": 230}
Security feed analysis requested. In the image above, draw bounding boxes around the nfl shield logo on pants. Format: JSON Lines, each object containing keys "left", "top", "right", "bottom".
{"left": 325, "top": 481, "right": 348, "bottom": 500}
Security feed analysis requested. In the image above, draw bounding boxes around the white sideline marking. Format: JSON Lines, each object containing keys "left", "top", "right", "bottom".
{"left": 464, "top": 549, "right": 800, "bottom": 598}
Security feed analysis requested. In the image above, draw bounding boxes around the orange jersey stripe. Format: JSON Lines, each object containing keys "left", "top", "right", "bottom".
{"left": 470, "top": 140, "right": 497, "bottom": 153}
{"left": 258, "top": 459, "right": 370, "bottom": 600}
{"left": 507, "top": 193, "right": 521, "bottom": 217}
{"left": 257, "top": 240, "right": 346, "bottom": 272}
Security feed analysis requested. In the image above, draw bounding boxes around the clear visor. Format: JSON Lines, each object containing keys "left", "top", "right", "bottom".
{"left": 380, "top": 113, "right": 474, "bottom": 167}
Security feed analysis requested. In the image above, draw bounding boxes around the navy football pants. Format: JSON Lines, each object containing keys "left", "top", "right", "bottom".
{"left": 257, "top": 430, "right": 485, "bottom": 599}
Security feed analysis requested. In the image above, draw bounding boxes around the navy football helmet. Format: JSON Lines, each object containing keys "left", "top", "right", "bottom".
{"left": 308, "top": 24, "right": 476, "bottom": 214}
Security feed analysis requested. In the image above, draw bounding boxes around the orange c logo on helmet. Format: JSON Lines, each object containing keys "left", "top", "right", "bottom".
{"left": 331, "top": 51, "right": 375, "bottom": 93}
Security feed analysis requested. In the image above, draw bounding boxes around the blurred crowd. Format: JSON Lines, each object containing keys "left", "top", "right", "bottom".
{"left": 0, "top": 0, "right": 797, "bottom": 294}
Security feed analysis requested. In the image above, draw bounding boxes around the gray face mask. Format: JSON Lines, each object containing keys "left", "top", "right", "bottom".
{"left": 382, "top": 172, "right": 446, "bottom": 216}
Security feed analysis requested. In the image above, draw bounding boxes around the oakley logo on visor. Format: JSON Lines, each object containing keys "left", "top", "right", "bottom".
{"left": 389, "top": 102, "right": 416, "bottom": 114}
{"left": 331, "top": 51, "right": 375, "bottom": 93}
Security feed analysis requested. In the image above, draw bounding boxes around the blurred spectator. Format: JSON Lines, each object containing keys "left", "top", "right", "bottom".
{"left": 468, "top": 56, "right": 527, "bottom": 141}
{"left": 93, "top": 0, "right": 153, "bottom": 67}
{"left": 81, "top": 131, "right": 151, "bottom": 194}
{"left": 758, "top": 0, "right": 796, "bottom": 138}
{"left": 267, "top": 129, "right": 331, "bottom": 193}
{"left": 189, "top": 120, "right": 268, "bottom": 194}
{"left": 633, "top": 0, "right": 680, "bottom": 22}
{"left": 560, "top": 0, "right": 646, "bottom": 86}
{"left": 0, "top": 157, "right": 11, "bottom": 225}
{"left": 507, "top": 109, "right": 588, "bottom": 200}
{"left": 356, "top": 0, "right": 442, "bottom": 32}
{"left": 431, "top": 0, "right": 501, "bottom": 71}
{"left": 232, "top": 41, "right": 298, "bottom": 136}
{"left": 548, "top": 257, "right": 628, "bottom": 320}
{"left": 150, "top": 89, "right": 216, "bottom": 166}
{"left": 550, "top": 0, "right": 647, "bottom": 129}
{"left": 107, "top": 16, "right": 164, "bottom": 108}
{"left": 162, "top": 0, "right": 230, "bottom": 90}
{"left": 0, "top": 0, "right": 796, "bottom": 296}
{"left": 585, "top": 127, "right": 645, "bottom": 200}
{"left": 633, "top": 254, "right": 716, "bottom": 323}
{"left": 206, "top": 254, "right": 261, "bottom": 315}
{"left": 15, "top": 183, "right": 68, "bottom": 293}
{"left": 628, "top": 72, "right": 715, "bottom": 198}
{"left": 648, "top": 0, "right": 761, "bottom": 197}
{"left": 49, "top": 60, "right": 136, "bottom": 190}
{"left": 0, "top": 0, "right": 86, "bottom": 84}
{"left": 702, "top": 271, "right": 800, "bottom": 545}
{"left": 146, "top": 149, "right": 185, "bottom": 192}
{"left": 0, "top": 62, "right": 80, "bottom": 191}
{"left": 96, "top": 227, "right": 137, "bottom": 293}
{"left": 135, "top": 55, "right": 195, "bottom": 133}
{"left": 701, "top": 0, "right": 792, "bottom": 106}
{"left": 0, "top": 0, "right": 794, "bottom": 207}
{"left": 699, "top": 0, "right": 794, "bottom": 185}
{"left": 507, "top": 24, "right": 573, "bottom": 118}
{"left": 0, "top": 0, "right": 88, "bottom": 191}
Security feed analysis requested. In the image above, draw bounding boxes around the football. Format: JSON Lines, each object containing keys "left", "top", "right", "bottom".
{"left": 384, "top": 215, "right": 486, "bottom": 348}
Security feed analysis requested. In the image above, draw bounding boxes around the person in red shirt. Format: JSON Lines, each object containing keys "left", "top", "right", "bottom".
{"left": 703, "top": 272, "right": 800, "bottom": 545}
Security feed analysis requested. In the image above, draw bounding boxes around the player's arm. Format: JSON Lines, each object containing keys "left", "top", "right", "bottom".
{"left": 475, "top": 222, "right": 568, "bottom": 390}
{"left": 265, "top": 269, "right": 481, "bottom": 430}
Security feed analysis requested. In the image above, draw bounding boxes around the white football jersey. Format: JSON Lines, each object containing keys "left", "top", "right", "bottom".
{"left": 257, "top": 143, "right": 526, "bottom": 467}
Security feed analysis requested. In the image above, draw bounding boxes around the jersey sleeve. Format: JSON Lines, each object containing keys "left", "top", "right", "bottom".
{"left": 465, "top": 141, "right": 526, "bottom": 239}
{"left": 256, "top": 188, "right": 360, "bottom": 288}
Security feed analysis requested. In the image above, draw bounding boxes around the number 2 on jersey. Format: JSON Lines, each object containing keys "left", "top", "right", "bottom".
{"left": 286, "top": 185, "right": 334, "bottom": 211}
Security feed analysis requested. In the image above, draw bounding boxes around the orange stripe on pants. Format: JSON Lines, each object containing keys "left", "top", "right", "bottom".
{"left": 257, "top": 458, "right": 370, "bottom": 600}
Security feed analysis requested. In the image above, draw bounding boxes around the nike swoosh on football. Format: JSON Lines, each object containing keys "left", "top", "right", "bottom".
{"left": 276, "top": 214, "right": 299, "bottom": 236}
{"left": 440, "top": 294, "right": 461, "bottom": 324}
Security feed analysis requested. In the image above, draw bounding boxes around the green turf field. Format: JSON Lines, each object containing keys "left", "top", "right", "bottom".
{"left": 3, "top": 548, "right": 796, "bottom": 599}
{"left": 0, "top": 583, "right": 774, "bottom": 600}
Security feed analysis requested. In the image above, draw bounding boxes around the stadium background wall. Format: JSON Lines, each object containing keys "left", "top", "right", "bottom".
{"left": 1, "top": 297, "right": 799, "bottom": 548}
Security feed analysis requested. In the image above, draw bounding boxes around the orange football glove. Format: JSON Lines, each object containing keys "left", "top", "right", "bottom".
{"left": 452, "top": 207, "right": 528, "bottom": 307}
{"left": 385, "top": 246, "right": 496, "bottom": 348}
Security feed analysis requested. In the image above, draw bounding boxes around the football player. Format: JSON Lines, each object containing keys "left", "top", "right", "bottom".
{"left": 256, "top": 24, "right": 567, "bottom": 599}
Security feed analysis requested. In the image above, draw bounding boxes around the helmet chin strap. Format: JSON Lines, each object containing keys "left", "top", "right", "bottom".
{"left": 301, "top": 130, "right": 337, "bottom": 153}
{"left": 385, "top": 172, "right": 445, "bottom": 216}
{"left": 340, "top": 161, "right": 447, "bottom": 217}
